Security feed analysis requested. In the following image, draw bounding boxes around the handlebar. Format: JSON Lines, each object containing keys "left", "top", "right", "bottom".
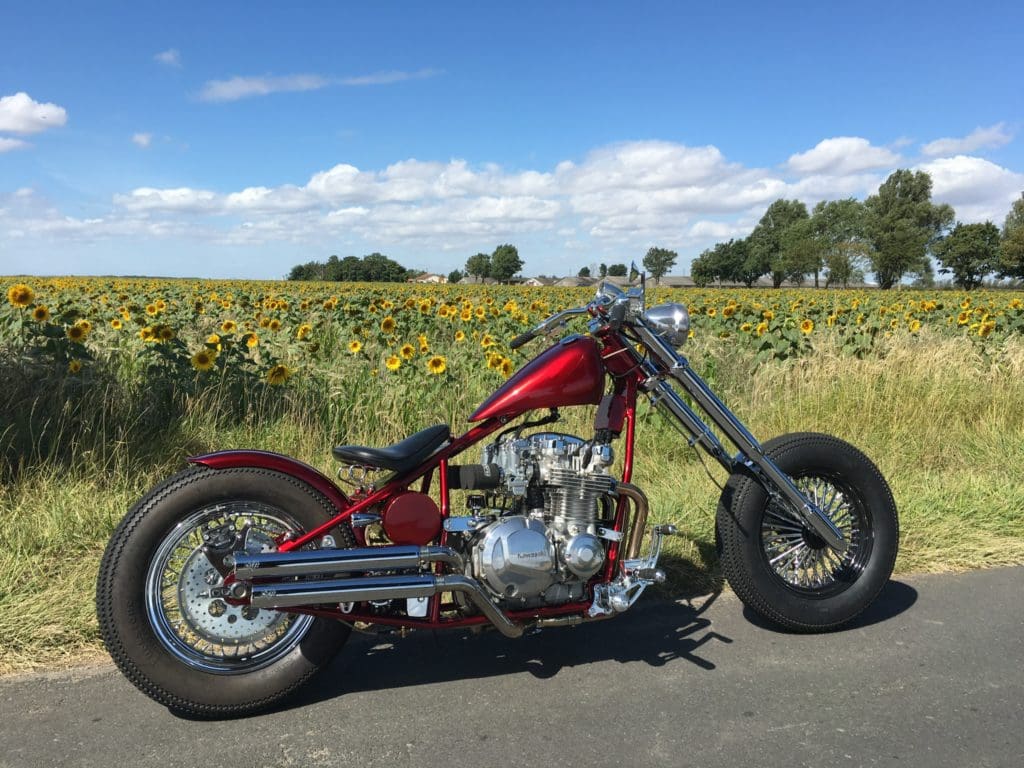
{"left": 507, "top": 282, "right": 644, "bottom": 349}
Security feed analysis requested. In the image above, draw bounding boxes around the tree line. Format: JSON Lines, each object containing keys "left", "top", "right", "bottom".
{"left": 689, "top": 170, "right": 1024, "bottom": 290}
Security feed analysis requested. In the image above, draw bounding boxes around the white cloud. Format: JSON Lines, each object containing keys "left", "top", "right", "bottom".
{"left": 787, "top": 137, "right": 900, "bottom": 175}
{"left": 340, "top": 68, "right": 441, "bottom": 86}
{"left": 198, "top": 74, "right": 332, "bottom": 102}
{"left": 131, "top": 132, "right": 152, "bottom": 148}
{"left": 0, "top": 92, "right": 68, "bottom": 134}
{"left": 154, "top": 48, "right": 181, "bottom": 67}
{"left": 921, "top": 122, "right": 1013, "bottom": 157}
{"left": 917, "top": 155, "right": 1024, "bottom": 223}
{"left": 0, "top": 137, "right": 29, "bottom": 152}
{"left": 115, "top": 187, "right": 220, "bottom": 213}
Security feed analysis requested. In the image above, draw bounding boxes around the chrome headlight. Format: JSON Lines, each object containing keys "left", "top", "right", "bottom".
{"left": 643, "top": 303, "right": 690, "bottom": 347}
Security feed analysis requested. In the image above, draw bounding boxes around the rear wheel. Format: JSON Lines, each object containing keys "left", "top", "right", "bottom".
{"left": 717, "top": 433, "right": 898, "bottom": 632}
{"left": 96, "top": 465, "right": 355, "bottom": 717}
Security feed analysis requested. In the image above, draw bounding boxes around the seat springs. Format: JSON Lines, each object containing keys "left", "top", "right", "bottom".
{"left": 336, "top": 464, "right": 383, "bottom": 488}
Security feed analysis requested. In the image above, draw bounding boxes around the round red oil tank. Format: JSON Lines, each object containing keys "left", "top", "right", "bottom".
{"left": 469, "top": 335, "right": 605, "bottom": 422}
{"left": 382, "top": 492, "right": 442, "bottom": 545}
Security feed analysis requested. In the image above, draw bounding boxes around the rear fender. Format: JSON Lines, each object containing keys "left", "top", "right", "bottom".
{"left": 188, "top": 450, "right": 350, "bottom": 514}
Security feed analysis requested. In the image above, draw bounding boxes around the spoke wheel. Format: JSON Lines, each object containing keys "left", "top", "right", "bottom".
{"left": 717, "top": 432, "right": 898, "bottom": 632}
{"left": 144, "top": 502, "right": 315, "bottom": 674}
{"left": 759, "top": 476, "right": 872, "bottom": 597}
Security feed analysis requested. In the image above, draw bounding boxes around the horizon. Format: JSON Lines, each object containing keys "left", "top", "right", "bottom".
{"left": 2, "top": 1, "right": 1022, "bottom": 281}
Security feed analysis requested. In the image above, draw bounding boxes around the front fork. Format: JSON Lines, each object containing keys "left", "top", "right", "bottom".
{"left": 633, "top": 323, "right": 848, "bottom": 553}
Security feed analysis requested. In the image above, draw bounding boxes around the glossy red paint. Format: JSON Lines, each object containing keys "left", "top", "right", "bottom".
{"left": 381, "top": 492, "right": 442, "bottom": 545}
{"left": 470, "top": 335, "right": 605, "bottom": 422}
{"left": 188, "top": 450, "right": 351, "bottom": 514}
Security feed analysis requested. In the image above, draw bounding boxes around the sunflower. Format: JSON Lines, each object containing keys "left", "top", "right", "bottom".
{"left": 800, "top": 319, "right": 814, "bottom": 335}
{"left": 454, "top": 330, "right": 466, "bottom": 342}
{"left": 348, "top": 340, "right": 363, "bottom": 354}
{"left": 110, "top": 318, "right": 122, "bottom": 330}
{"left": 77, "top": 319, "right": 92, "bottom": 335}
{"left": 190, "top": 349, "right": 217, "bottom": 371}
{"left": 957, "top": 311, "right": 970, "bottom": 326}
{"left": 460, "top": 308, "right": 472, "bottom": 321}
{"left": 244, "top": 333, "right": 259, "bottom": 348}
{"left": 418, "top": 333, "right": 429, "bottom": 353}
{"left": 268, "top": 318, "right": 281, "bottom": 331}
{"left": 158, "top": 325, "right": 175, "bottom": 341}
{"left": 296, "top": 323, "right": 312, "bottom": 340}
{"left": 978, "top": 321, "right": 996, "bottom": 338}
{"left": 960, "top": 298, "right": 971, "bottom": 310}
{"left": 722, "top": 305, "right": 736, "bottom": 318}
{"left": 426, "top": 355, "right": 447, "bottom": 375}
{"left": 67, "top": 359, "right": 82, "bottom": 374}
{"left": 400, "top": 343, "right": 415, "bottom": 360}
{"left": 909, "top": 319, "right": 921, "bottom": 333}
{"left": 7, "top": 283, "right": 35, "bottom": 307}
{"left": 266, "top": 364, "right": 292, "bottom": 385}
{"left": 706, "top": 307, "right": 717, "bottom": 318}
{"left": 139, "top": 326, "right": 156, "bottom": 342}
{"left": 740, "top": 322, "right": 752, "bottom": 333}
{"left": 32, "top": 305, "right": 50, "bottom": 323}
{"left": 480, "top": 333, "right": 495, "bottom": 348}
{"left": 385, "top": 355, "right": 402, "bottom": 372}
{"left": 66, "top": 324, "right": 86, "bottom": 342}
{"left": 221, "top": 319, "right": 238, "bottom": 334}
{"left": 500, "top": 358, "right": 514, "bottom": 376}
{"left": 380, "top": 316, "right": 396, "bottom": 334}
{"left": 762, "top": 309, "right": 774, "bottom": 321}
{"left": 145, "top": 304, "right": 159, "bottom": 316}
{"left": 474, "top": 306, "right": 486, "bottom": 319}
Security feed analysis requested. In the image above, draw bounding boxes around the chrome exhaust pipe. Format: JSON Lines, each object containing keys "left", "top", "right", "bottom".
{"left": 248, "top": 573, "right": 523, "bottom": 638}
{"left": 616, "top": 482, "right": 650, "bottom": 560}
{"left": 231, "top": 545, "right": 462, "bottom": 579}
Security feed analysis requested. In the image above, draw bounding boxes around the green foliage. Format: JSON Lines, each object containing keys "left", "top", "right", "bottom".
{"left": 607, "top": 263, "right": 627, "bottom": 277}
{"left": 690, "top": 239, "right": 752, "bottom": 286}
{"left": 934, "top": 221, "right": 1002, "bottom": 289}
{"left": 447, "top": 269, "right": 464, "bottom": 285}
{"left": 288, "top": 253, "right": 412, "bottom": 283}
{"left": 812, "top": 198, "right": 870, "bottom": 288}
{"left": 749, "top": 199, "right": 810, "bottom": 287}
{"left": 578, "top": 265, "right": 591, "bottom": 277}
{"left": 642, "top": 247, "right": 678, "bottom": 283}
{"left": 465, "top": 252, "right": 491, "bottom": 278}
{"left": 489, "top": 244, "right": 523, "bottom": 281}
{"left": 598, "top": 263, "right": 608, "bottom": 278}
{"left": 864, "top": 170, "right": 954, "bottom": 289}
{"left": 999, "top": 193, "right": 1024, "bottom": 280}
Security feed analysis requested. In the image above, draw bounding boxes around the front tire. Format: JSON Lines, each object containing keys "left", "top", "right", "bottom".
{"left": 717, "top": 433, "right": 898, "bottom": 632}
{"left": 96, "top": 465, "right": 355, "bottom": 717}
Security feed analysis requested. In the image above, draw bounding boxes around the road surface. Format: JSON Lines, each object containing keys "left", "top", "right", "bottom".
{"left": 1, "top": 567, "right": 1021, "bottom": 768}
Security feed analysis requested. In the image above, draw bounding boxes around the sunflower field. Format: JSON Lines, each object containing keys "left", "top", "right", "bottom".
{"left": 2, "top": 276, "right": 1024, "bottom": 671}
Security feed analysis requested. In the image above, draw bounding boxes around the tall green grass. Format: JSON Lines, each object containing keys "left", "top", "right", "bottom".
{"left": 2, "top": 330, "right": 1023, "bottom": 672}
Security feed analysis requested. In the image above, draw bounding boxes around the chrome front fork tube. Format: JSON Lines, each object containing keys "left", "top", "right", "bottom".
{"left": 634, "top": 322, "right": 847, "bottom": 553}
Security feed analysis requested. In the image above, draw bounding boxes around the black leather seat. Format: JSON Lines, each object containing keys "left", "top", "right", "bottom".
{"left": 332, "top": 424, "right": 451, "bottom": 473}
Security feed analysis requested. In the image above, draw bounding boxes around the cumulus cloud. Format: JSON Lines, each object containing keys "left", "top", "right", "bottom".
{"left": 0, "top": 92, "right": 68, "bottom": 134}
{"left": 131, "top": 132, "right": 152, "bottom": 148}
{"left": 917, "top": 155, "right": 1024, "bottom": 223}
{"left": 787, "top": 137, "right": 901, "bottom": 175}
{"left": 154, "top": 48, "right": 181, "bottom": 67}
{"left": 0, "top": 137, "right": 29, "bottom": 152}
{"left": 921, "top": 123, "right": 1013, "bottom": 157}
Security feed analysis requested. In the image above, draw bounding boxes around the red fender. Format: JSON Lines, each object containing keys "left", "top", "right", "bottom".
{"left": 188, "top": 450, "right": 350, "bottom": 514}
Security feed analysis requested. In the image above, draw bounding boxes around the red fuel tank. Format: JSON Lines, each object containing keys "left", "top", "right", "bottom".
{"left": 469, "top": 335, "right": 605, "bottom": 422}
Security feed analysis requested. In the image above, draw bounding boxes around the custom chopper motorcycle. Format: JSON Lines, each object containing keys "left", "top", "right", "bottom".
{"left": 97, "top": 280, "right": 898, "bottom": 717}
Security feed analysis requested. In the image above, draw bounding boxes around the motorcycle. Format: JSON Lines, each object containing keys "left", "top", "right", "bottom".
{"left": 97, "top": 279, "right": 898, "bottom": 717}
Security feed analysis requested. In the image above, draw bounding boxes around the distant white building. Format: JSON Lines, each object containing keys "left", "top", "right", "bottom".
{"left": 411, "top": 272, "right": 446, "bottom": 284}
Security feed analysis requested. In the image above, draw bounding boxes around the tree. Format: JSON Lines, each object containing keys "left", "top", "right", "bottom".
{"left": 598, "top": 263, "right": 608, "bottom": 278}
{"left": 447, "top": 269, "right": 464, "bottom": 284}
{"left": 489, "top": 243, "right": 523, "bottom": 282}
{"left": 748, "top": 199, "right": 810, "bottom": 288}
{"left": 777, "top": 218, "right": 821, "bottom": 286}
{"left": 690, "top": 239, "right": 750, "bottom": 286}
{"left": 361, "top": 252, "right": 411, "bottom": 282}
{"left": 642, "top": 247, "right": 677, "bottom": 284}
{"left": 607, "top": 263, "right": 627, "bottom": 277}
{"left": 864, "top": 169, "right": 954, "bottom": 289}
{"left": 578, "top": 265, "right": 591, "bottom": 277}
{"left": 999, "top": 193, "right": 1024, "bottom": 280}
{"left": 465, "top": 252, "right": 491, "bottom": 279}
{"left": 288, "top": 253, "right": 412, "bottom": 282}
{"left": 933, "top": 222, "right": 1001, "bottom": 289}
{"left": 811, "top": 199, "right": 870, "bottom": 288}
{"left": 287, "top": 260, "right": 327, "bottom": 280}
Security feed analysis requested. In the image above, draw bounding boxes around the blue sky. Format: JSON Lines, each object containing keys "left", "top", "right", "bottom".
{"left": 2, "top": 0, "right": 1022, "bottom": 279}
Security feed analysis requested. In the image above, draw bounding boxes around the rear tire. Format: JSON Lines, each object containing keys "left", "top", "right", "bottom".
{"left": 96, "top": 465, "right": 355, "bottom": 717}
{"left": 717, "top": 433, "right": 898, "bottom": 632}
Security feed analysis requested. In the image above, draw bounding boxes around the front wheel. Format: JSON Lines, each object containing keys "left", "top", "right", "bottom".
{"left": 717, "top": 432, "right": 898, "bottom": 632}
{"left": 96, "top": 465, "right": 355, "bottom": 717}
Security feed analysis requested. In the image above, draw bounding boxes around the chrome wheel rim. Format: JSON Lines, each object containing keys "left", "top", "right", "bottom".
{"left": 760, "top": 475, "right": 872, "bottom": 596}
{"left": 144, "top": 502, "right": 315, "bottom": 674}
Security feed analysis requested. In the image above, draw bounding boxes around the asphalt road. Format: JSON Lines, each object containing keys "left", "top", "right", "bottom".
{"left": 1, "top": 567, "right": 1022, "bottom": 768}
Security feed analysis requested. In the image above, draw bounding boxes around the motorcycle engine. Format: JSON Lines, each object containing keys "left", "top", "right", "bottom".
{"left": 454, "top": 433, "right": 617, "bottom": 609}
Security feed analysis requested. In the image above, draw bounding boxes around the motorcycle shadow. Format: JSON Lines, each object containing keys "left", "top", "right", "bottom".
{"left": 290, "top": 589, "right": 732, "bottom": 711}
